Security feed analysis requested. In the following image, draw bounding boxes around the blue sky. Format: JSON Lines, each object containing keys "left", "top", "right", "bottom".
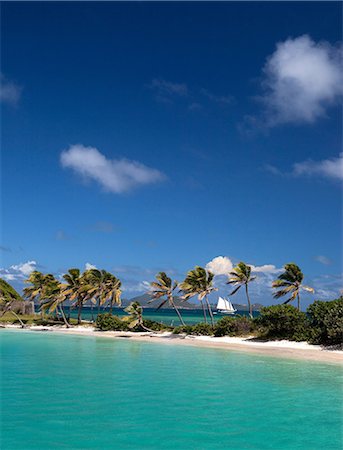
{"left": 1, "top": 2, "right": 342, "bottom": 307}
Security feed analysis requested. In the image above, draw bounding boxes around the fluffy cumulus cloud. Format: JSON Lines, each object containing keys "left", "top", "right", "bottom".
{"left": 60, "top": 144, "right": 166, "bottom": 194}
{"left": 265, "top": 152, "right": 343, "bottom": 183}
{"left": 292, "top": 152, "right": 343, "bottom": 181}
{"left": 0, "top": 74, "right": 22, "bottom": 106}
{"left": 0, "top": 260, "right": 37, "bottom": 281}
{"left": 85, "top": 262, "right": 97, "bottom": 271}
{"left": 260, "top": 35, "right": 343, "bottom": 126}
{"left": 206, "top": 256, "right": 233, "bottom": 276}
{"left": 250, "top": 264, "right": 281, "bottom": 274}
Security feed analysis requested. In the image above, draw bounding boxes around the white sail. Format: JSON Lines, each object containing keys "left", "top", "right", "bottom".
{"left": 216, "top": 297, "right": 236, "bottom": 313}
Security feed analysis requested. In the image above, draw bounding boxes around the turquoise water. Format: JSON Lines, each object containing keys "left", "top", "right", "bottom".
{"left": 60, "top": 306, "right": 259, "bottom": 325}
{"left": 1, "top": 330, "right": 342, "bottom": 450}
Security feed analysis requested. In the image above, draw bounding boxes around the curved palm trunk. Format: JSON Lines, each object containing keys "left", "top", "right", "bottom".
{"left": 169, "top": 294, "right": 185, "bottom": 325}
{"left": 297, "top": 293, "right": 300, "bottom": 311}
{"left": 205, "top": 295, "right": 215, "bottom": 327}
{"left": 110, "top": 298, "right": 113, "bottom": 315}
{"left": 77, "top": 301, "right": 82, "bottom": 324}
{"left": 245, "top": 283, "right": 253, "bottom": 319}
{"left": 59, "top": 305, "right": 70, "bottom": 328}
{"left": 200, "top": 300, "right": 207, "bottom": 323}
{"left": 97, "top": 297, "right": 101, "bottom": 318}
{"left": 10, "top": 310, "right": 26, "bottom": 328}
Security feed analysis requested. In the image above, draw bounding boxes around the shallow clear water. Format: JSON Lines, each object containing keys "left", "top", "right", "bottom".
{"left": 60, "top": 306, "right": 259, "bottom": 325}
{"left": 1, "top": 330, "right": 342, "bottom": 449}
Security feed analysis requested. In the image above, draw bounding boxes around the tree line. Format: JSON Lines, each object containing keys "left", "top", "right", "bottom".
{"left": 20, "top": 261, "right": 314, "bottom": 328}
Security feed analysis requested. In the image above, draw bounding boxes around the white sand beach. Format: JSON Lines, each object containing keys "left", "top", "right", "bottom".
{"left": 3, "top": 324, "right": 343, "bottom": 364}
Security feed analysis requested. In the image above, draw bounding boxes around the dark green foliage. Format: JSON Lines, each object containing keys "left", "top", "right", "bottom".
{"left": 141, "top": 319, "right": 171, "bottom": 332}
{"left": 96, "top": 313, "right": 170, "bottom": 332}
{"left": 214, "top": 315, "right": 255, "bottom": 337}
{"left": 173, "top": 325, "right": 195, "bottom": 334}
{"left": 256, "top": 305, "right": 310, "bottom": 341}
{"left": 191, "top": 323, "right": 214, "bottom": 335}
{"left": 0, "top": 278, "right": 23, "bottom": 303}
{"left": 307, "top": 298, "right": 343, "bottom": 346}
{"left": 95, "top": 313, "right": 129, "bottom": 331}
{"left": 173, "top": 323, "right": 214, "bottom": 335}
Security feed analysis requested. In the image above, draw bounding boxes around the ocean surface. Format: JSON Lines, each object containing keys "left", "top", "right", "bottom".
{"left": 61, "top": 306, "right": 259, "bottom": 325}
{"left": 1, "top": 330, "right": 342, "bottom": 450}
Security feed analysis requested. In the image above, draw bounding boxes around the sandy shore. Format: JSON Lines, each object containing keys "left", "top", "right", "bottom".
{"left": 2, "top": 324, "right": 343, "bottom": 364}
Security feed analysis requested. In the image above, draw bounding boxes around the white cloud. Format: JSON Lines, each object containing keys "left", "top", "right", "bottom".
{"left": 149, "top": 78, "right": 189, "bottom": 99}
{"left": 315, "top": 255, "right": 332, "bottom": 266}
{"left": 11, "top": 261, "right": 37, "bottom": 276}
{"left": 0, "top": 260, "right": 37, "bottom": 281}
{"left": 60, "top": 144, "right": 166, "bottom": 194}
{"left": 293, "top": 152, "right": 343, "bottom": 181}
{"left": 200, "top": 88, "right": 233, "bottom": 105}
{"left": 206, "top": 256, "right": 233, "bottom": 276}
{"left": 260, "top": 35, "right": 343, "bottom": 126}
{"left": 249, "top": 264, "right": 282, "bottom": 274}
{"left": 85, "top": 263, "right": 97, "bottom": 271}
{"left": 0, "top": 74, "right": 22, "bottom": 105}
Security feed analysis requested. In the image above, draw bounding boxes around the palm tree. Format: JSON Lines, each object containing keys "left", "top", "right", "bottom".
{"left": 124, "top": 301, "right": 152, "bottom": 332}
{"left": 62, "top": 268, "right": 90, "bottom": 324}
{"left": 272, "top": 263, "right": 314, "bottom": 310}
{"left": 84, "top": 270, "right": 122, "bottom": 316}
{"left": 40, "top": 275, "right": 71, "bottom": 328}
{"left": 23, "top": 271, "right": 46, "bottom": 313}
{"left": 149, "top": 272, "right": 185, "bottom": 325}
{"left": 227, "top": 262, "right": 256, "bottom": 319}
{"left": 179, "top": 266, "right": 216, "bottom": 326}
{"left": 103, "top": 272, "right": 122, "bottom": 314}
{"left": 0, "top": 290, "right": 26, "bottom": 328}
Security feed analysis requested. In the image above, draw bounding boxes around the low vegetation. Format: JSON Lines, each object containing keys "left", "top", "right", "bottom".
{"left": 0, "top": 259, "right": 341, "bottom": 348}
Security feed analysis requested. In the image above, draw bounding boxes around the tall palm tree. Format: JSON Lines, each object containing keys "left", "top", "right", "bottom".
{"left": 62, "top": 268, "right": 90, "bottom": 324}
{"left": 272, "top": 263, "right": 314, "bottom": 310}
{"left": 84, "top": 270, "right": 122, "bottom": 316}
{"left": 23, "top": 271, "right": 46, "bottom": 312}
{"left": 149, "top": 272, "right": 185, "bottom": 325}
{"left": 103, "top": 272, "right": 122, "bottom": 314}
{"left": 179, "top": 266, "right": 216, "bottom": 326}
{"left": 40, "top": 275, "right": 71, "bottom": 328}
{"left": 124, "top": 301, "right": 152, "bottom": 332}
{"left": 227, "top": 262, "right": 256, "bottom": 319}
{"left": 0, "top": 290, "right": 26, "bottom": 328}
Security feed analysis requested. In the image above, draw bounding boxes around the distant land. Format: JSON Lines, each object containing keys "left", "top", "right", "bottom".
{"left": 120, "top": 294, "right": 263, "bottom": 311}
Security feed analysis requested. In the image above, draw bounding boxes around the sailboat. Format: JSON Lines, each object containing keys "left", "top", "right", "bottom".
{"left": 216, "top": 296, "right": 237, "bottom": 315}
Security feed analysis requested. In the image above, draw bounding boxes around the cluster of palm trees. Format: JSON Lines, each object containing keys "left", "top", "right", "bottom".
{"left": 23, "top": 268, "right": 121, "bottom": 326}
{"left": 23, "top": 262, "right": 313, "bottom": 327}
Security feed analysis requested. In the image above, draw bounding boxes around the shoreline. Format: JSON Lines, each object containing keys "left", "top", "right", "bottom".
{"left": 2, "top": 324, "right": 343, "bottom": 364}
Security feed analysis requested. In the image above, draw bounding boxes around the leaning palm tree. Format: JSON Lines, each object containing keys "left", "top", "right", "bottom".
{"left": 272, "top": 263, "right": 314, "bottom": 310}
{"left": 123, "top": 301, "right": 152, "bottom": 332}
{"left": 23, "top": 271, "right": 46, "bottom": 313}
{"left": 62, "top": 268, "right": 90, "bottom": 324}
{"left": 40, "top": 275, "right": 71, "bottom": 328}
{"left": 103, "top": 272, "right": 122, "bottom": 314}
{"left": 179, "top": 266, "right": 216, "bottom": 326}
{"left": 227, "top": 262, "right": 256, "bottom": 319}
{"left": 0, "top": 290, "right": 26, "bottom": 328}
{"left": 149, "top": 272, "right": 185, "bottom": 325}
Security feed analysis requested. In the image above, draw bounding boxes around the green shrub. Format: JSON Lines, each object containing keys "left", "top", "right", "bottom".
{"left": 256, "top": 305, "right": 310, "bottom": 341}
{"left": 172, "top": 323, "right": 214, "bottom": 335}
{"left": 307, "top": 298, "right": 343, "bottom": 346}
{"left": 95, "top": 313, "right": 128, "bottom": 331}
{"left": 214, "top": 316, "right": 254, "bottom": 337}
{"left": 137, "top": 319, "right": 171, "bottom": 332}
{"left": 191, "top": 323, "right": 214, "bottom": 335}
{"left": 173, "top": 325, "right": 195, "bottom": 334}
